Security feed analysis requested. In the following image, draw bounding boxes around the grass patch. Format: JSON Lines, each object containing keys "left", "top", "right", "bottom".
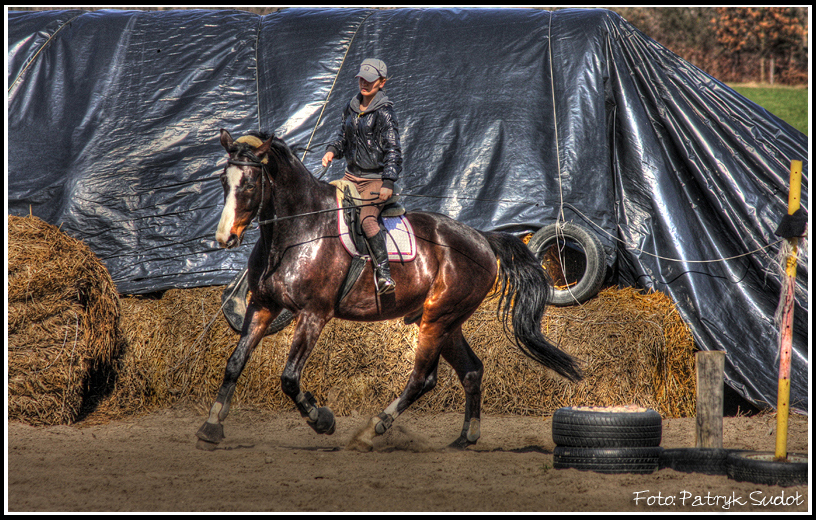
{"left": 728, "top": 84, "right": 809, "bottom": 135}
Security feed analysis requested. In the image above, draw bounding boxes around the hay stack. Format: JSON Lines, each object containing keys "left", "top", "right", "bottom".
{"left": 7, "top": 215, "right": 120, "bottom": 425}
{"left": 103, "top": 285, "right": 695, "bottom": 420}
{"left": 536, "top": 287, "right": 696, "bottom": 417}
{"left": 98, "top": 286, "right": 294, "bottom": 418}
{"left": 7, "top": 214, "right": 695, "bottom": 423}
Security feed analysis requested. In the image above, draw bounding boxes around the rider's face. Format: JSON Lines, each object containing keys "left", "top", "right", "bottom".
{"left": 359, "top": 77, "right": 386, "bottom": 98}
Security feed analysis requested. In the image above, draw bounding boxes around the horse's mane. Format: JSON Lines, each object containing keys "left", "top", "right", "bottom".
{"left": 235, "top": 131, "right": 296, "bottom": 161}
{"left": 237, "top": 131, "right": 322, "bottom": 183}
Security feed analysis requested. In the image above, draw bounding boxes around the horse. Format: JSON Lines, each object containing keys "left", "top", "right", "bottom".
{"left": 196, "top": 129, "right": 582, "bottom": 451}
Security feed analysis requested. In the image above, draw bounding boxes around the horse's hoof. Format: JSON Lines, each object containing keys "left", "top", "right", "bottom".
{"left": 308, "top": 407, "right": 336, "bottom": 435}
{"left": 196, "top": 421, "right": 225, "bottom": 444}
{"left": 447, "top": 435, "right": 476, "bottom": 450}
{"left": 196, "top": 438, "right": 220, "bottom": 451}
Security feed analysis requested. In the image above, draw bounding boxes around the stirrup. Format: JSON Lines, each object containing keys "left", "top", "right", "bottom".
{"left": 374, "top": 261, "right": 396, "bottom": 295}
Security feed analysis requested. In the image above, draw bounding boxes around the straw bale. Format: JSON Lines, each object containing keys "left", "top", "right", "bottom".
{"left": 97, "top": 287, "right": 295, "bottom": 419}
{"left": 101, "top": 284, "right": 695, "bottom": 420}
{"left": 7, "top": 215, "right": 120, "bottom": 425}
{"left": 6, "top": 215, "right": 696, "bottom": 424}
{"left": 535, "top": 287, "right": 697, "bottom": 417}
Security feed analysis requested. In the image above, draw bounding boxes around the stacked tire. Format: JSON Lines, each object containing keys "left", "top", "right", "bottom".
{"left": 659, "top": 448, "right": 732, "bottom": 475}
{"left": 552, "top": 406, "right": 663, "bottom": 474}
{"left": 726, "top": 451, "right": 808, "bottom": 486}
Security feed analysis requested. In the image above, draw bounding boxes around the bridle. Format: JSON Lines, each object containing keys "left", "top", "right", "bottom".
{"left": 223, "top": 151, "right": 378, "bottom": 228}
{"left": 225, "top": 148, "right": 276, "bottom": 228}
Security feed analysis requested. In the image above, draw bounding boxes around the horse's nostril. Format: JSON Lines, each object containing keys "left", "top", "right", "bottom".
{"left": 216, "top": 235, "right": 236, "bottom": 249}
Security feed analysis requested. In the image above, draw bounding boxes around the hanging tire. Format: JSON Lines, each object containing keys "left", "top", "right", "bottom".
{"left": 553, "top": 446, "right": 663, "bottom": 474}
{"left": 726, "top": 451, "right": 808, "bottom": 487}
{"left": 527, "top": 222, "right": 606, "bottom": 306}
{"left": 659, "top": 448, "right": 733, "bottom": 475}
{"left": 221, "top": 268, "right": 294, "bottom": 336}
{"left": 552, "top": 406, "right": 663, "bottom": 448}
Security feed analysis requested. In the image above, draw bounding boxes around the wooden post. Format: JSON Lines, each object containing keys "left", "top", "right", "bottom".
{"left": 775, "top": 159, "right": 802, "bottom": 461}
{"left": 695, "top": 351, "right": 726, "bottom": 448}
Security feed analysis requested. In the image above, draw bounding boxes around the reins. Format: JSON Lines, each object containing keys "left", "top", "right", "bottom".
{"left": 226, "top": 156, "right": 382, "bottom": 227}
{"left": 256, "top": 199, "right": 380, "bottom": 226}
{"left": 224, "top": 148, "right": 786, "bottom": 266}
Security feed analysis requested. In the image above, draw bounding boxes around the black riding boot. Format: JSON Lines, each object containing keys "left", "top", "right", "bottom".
{"left": 367, "top": 230, "right": 396, "bottom": 295}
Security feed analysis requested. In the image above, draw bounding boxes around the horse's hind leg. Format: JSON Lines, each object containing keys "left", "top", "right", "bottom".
{"left": 442, "top": 330, "right": 484, "bottom": 449}
{"left": 196, "top": 304, "right": 274, "bottom": 450}
{"left": 350, "top": 328, "right": 484, "bottom": 451}
{"left": 347, "top": 325, "right": 444, "bottom": 452}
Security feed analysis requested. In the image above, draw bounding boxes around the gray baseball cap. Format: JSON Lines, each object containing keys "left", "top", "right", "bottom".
{"left": 356, "top": 58, "right": 387, "bottom": 82}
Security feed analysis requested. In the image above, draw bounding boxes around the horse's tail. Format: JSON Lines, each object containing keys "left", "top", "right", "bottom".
{"left": 482, "top": 231, "right": 583, "bottom": 382}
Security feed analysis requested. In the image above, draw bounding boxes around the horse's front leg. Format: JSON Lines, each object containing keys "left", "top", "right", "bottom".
{"left": 281, "top": 312, "right": 336, "bottom": 435}
{"left": 195, "top": 303, "right": 276, "bottom": 450}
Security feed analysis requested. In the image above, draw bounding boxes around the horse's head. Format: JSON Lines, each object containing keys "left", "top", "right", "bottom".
{"left": 215, "top": 129, "right": 274, "bottom": 249}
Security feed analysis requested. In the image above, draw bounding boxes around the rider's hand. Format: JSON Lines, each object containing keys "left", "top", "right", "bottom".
{"left": 322, "top": 152, "right": 334, "bottom": 167}
{"left": 378, "top": 186, "right": 393, "bottom": 202}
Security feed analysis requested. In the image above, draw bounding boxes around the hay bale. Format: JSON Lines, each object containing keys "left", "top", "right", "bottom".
{"left": 102, "top": 284, "right": 695, "bottom": 420}
{"left": 536, "top": 287, "right": 697, "bottom": 418}
{"left": 7, "top": 215, "right": 696, "bottom": 424}
{"left": 7, "top": 215, "right": 120, "bottom": 425}
{"left": 97, "top": 286, "right": 295, "bottom": 419}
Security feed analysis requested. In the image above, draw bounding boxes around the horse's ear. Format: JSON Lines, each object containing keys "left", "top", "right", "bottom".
{"left": 255, "top": 135, "right": 275, "bottom": 157}
{"left": 220, "top": 129, "right": 233, "bottom": 151}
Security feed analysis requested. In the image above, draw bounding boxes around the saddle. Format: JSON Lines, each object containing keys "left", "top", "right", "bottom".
{"left": 330, "top": 180, "right": 416, "bottom": 302}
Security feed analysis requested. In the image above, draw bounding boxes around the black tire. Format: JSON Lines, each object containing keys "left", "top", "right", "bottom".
{"left": 659, "top": 448, "right": 733, "bottom": 475}
{"left": 221, "top": 269, "right": 294, "bottom": 336}
{"left": 726, "top": 451, "right": 808, "bottom": 487}
{"left": 552, "top": 407, "right": 662, "bottom": 448}
{"left": 527, "top": 222, "right": 606, "bottom": 306}
{"left": 554, "top": 446, "right": 663, "bottom": 474}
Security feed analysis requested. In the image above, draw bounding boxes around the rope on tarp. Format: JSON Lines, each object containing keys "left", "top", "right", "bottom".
{"left": 8, "top": 11, "right": 85, "bottom": 95}
{"left": 300, "top": 10, "right": 376, "bottom": 166}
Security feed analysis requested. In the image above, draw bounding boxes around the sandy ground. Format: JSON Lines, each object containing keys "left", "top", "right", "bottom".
{"left": 6, "top": 406, "right": 810, "bottom": 512}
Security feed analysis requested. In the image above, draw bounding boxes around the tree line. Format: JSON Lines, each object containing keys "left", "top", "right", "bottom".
{"left": 610, "top": 7, "right": 808, "bottom": 85}
{"left": 11, "top": 6, "right": 809, "bottom": 85}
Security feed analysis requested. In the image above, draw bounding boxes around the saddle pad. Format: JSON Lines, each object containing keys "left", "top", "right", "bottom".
{"left": 333, "top": 186, "right": 417, "bottom": 262}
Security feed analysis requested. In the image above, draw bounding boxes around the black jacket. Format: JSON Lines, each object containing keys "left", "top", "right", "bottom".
{"left": 326, "top": 91, "right": 402, "bottom": 189}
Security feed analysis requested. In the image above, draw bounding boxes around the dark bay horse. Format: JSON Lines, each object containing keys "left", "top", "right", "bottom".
{"left": 196, "top": 129, "right": 582, "bottom": 451}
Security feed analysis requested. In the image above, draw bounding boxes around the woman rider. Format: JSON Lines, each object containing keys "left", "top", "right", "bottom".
{"left": 322, "top": 58, "right": 402, "bottom": 295}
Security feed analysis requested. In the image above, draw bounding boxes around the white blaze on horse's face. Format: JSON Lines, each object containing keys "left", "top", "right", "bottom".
{"left": 215, "top": 165, "right": 246, "bottom": 248}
